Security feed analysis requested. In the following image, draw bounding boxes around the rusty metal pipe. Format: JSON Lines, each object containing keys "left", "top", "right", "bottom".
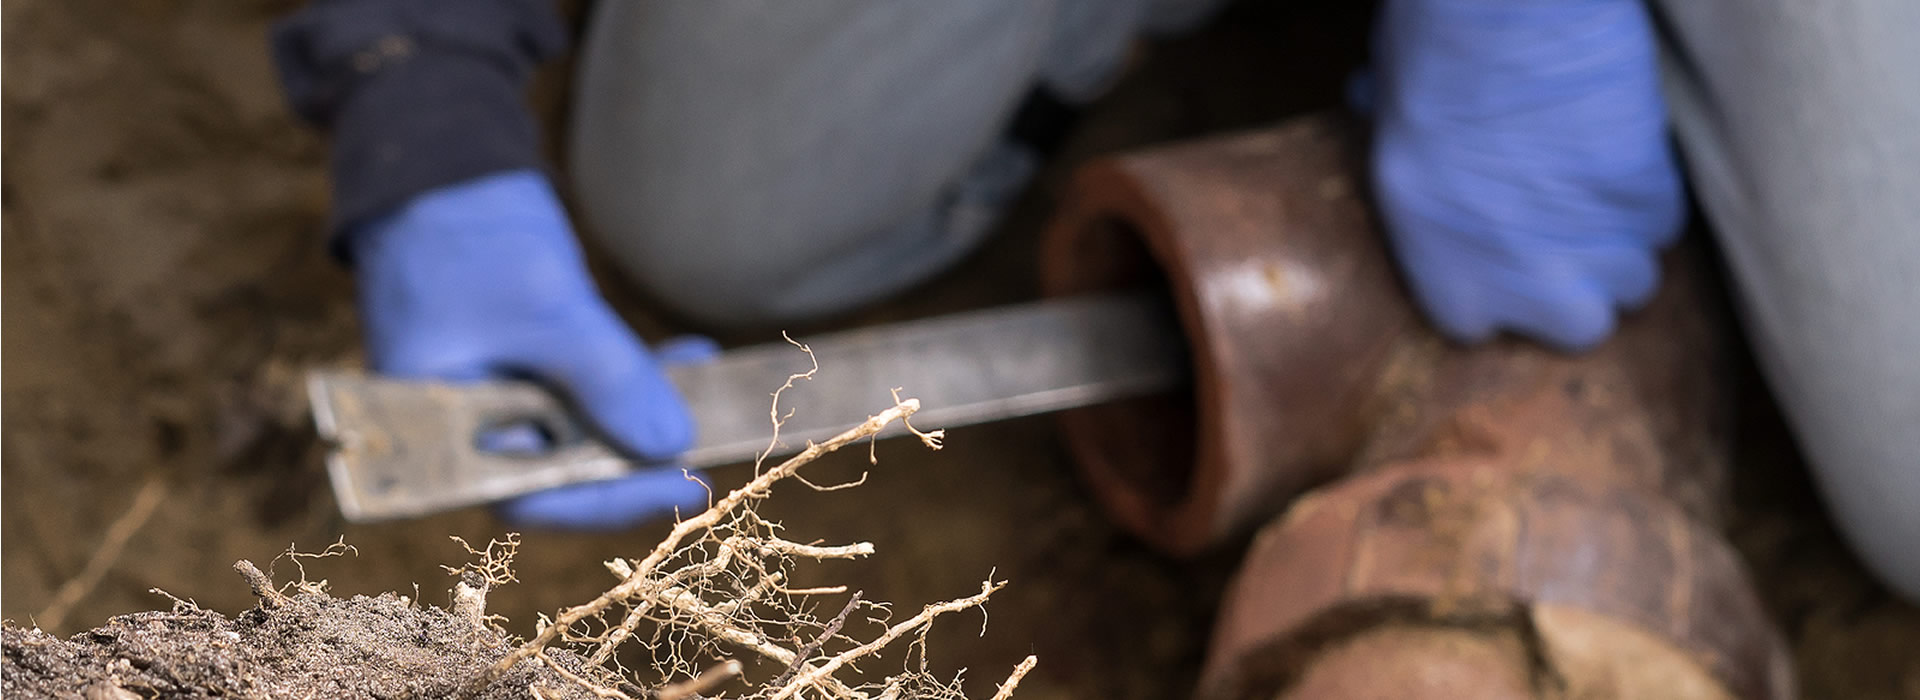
{"left": 1039, "top": 114, "right": 1735, "bottom": 552}
{"left": 1196, "top": 460, "right": 1792, "bottom": 700}
{"left": 1038, "top": 114, "right": 1791, "bottom": 698}
{"left": 1184, "top": 252, "right": 1796, "bottom": 697}
{"left": 1040, "top": 117, "right": 1419, "bottom": 556}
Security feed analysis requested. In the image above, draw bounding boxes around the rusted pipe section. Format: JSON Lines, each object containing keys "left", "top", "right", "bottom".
{"left": 1188, "top": 255, "right": 1794, "bottom": 698}
{"left": 1197, "top": 461, "right": 1791, "bottom": 700}
{"left": 1038, "top": 114, "right": 1791, "bottom": 697}
{"left": 1040, "top": 117, "right": 1420, "bottom": 555}
{"left": 1039, "top": 114, "right": 1733, "bottom": 552}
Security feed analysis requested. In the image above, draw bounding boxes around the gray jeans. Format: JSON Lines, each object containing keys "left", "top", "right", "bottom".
{"left": 568, "top": 2, "right": 1920, "bottom": 597}
{"left": 568, "top": 0, "right": 1216, "bottom": 328}
{"left": 1650, "top": 0, "right": 1920, "bottom": 597}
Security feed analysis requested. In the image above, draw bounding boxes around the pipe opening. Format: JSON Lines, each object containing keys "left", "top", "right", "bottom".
{"left": 1054, "top": 215, "right": 1201, "bottom": 510}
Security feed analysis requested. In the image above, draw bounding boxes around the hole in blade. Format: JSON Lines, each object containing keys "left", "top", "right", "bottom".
{"left": 476, "top": 414, "right": 583, "bottom": 458}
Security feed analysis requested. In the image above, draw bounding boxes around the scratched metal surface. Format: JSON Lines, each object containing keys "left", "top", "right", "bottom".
{"left": 310, "top": 291, "right": 1185, "bottom": 521}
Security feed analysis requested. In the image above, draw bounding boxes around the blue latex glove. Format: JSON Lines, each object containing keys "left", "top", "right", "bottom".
{"left": 1366, "top": 0, "right": 1685, "bottom": 350}
{"left": 349, "top": 169, "right": 709, "bottom": 529}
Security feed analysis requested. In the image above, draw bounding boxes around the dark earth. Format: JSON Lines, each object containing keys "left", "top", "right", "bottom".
{"left": 5, "top": 1, "right": 1919, "bottom": 698}
{"left": 4, "top": 563, "right": 622, "bottom": 699}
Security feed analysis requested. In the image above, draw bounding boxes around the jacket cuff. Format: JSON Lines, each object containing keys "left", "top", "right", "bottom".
{"left": 325, "top": 47, "right": 549, "bottom": 233}
{"left": 269, "top": 0, "right": 567, "bottom": 237}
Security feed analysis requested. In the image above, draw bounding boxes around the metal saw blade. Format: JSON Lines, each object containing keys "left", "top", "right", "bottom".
{"left": 308, "top": 292, "right": 1185, "bottom": 522}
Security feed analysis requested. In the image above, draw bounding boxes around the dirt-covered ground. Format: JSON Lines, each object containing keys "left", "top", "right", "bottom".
{"left": 5, "top": 1, "right": 1919, "bottom": 698}
{"left": 4, "top": 563, "right": 626, "bottom": 699}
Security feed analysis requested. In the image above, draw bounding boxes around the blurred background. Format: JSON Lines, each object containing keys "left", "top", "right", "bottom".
{"left": 3, "top": 1, "right": 1917, "bottom": 697}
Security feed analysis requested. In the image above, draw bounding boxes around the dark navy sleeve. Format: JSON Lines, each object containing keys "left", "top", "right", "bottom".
{"left": 270, "top": 0, "right": 568, "bottom": 234}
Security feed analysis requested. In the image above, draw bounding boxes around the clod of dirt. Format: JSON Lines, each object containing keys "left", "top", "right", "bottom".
{"left": 2, "top": 561, "right": 614, "bottom": 699}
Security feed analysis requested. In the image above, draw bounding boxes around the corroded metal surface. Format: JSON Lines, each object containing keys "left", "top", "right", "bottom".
{"left": 1039, "top": 114, "right": 1732, "bottom": 555}
{"left": 1040, "top": 117, "right": 1415, "bottom": 555}
{"left": 1198, "top": 463, "right": 1791, "bottom": 700}
{"left": 1039, "top": 113, "right": 1788, "bottom": 698}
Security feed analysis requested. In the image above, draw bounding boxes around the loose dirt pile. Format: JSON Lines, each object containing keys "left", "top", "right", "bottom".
{"left": 4, "top": 564, "right": 616, "bottom": 700}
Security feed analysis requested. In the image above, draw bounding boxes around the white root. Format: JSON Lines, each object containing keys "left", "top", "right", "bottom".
{"left": 457, "top": 357, "right": 1025, "bottom": 699}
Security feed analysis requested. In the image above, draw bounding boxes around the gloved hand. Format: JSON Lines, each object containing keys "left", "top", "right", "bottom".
{"left": 1366, "top": 0, "right": 1685, "bottom": 350}
{"left": 348, "top": 169, "right": 708, "bottom": 529}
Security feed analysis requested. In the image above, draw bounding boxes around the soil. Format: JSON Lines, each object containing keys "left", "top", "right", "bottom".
{"left": 4, "top": 1, "right": 1919, "bottom": 699}
{"left": 3, "top": 564, "right": 617, "bottom": 699}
